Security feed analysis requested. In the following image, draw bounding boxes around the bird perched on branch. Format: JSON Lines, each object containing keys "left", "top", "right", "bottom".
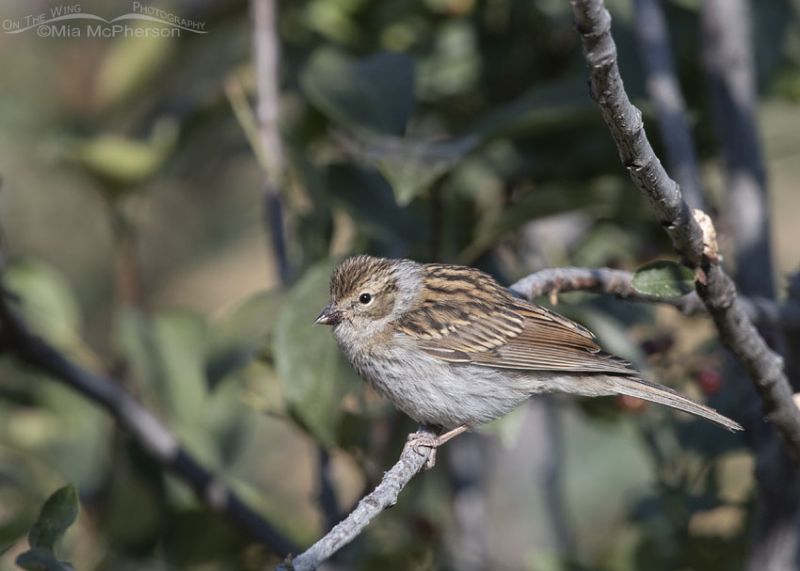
{"left": 316, "top": 256, "right": 742, "bottom": 466}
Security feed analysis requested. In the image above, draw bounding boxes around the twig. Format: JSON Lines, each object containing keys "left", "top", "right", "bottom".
{"left": 511, "top": 266, "right": 699, "bottom": 309}
{"left": 632, "top": 0, "right": 704, "bottom": 208}
{"left": 0, "top": 297, "right": 298, "bottom": 558}
{"left": 509, "top": 266, "right": 800, "bottom": 328}
{"left": 251, "top": 0, "right": 289, "bottom": 284}
{"left": 250, "top": 0, "right": 343, "bottom": 527}
{"left": 277, "top": 428, "right": 436, "bottom": 571}
{"left": 569, "top": 0, "right": 800, "bottom": 458}
{"left": 224, "top": 77, "right": 273, "bottom": 175}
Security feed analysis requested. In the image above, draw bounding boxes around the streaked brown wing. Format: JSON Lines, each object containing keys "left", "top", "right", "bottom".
{"left": 398, "top": 300, "right": 525, "bottom": 354}
{"left": 400, "top": 284, "right": 634, "bottom": 375}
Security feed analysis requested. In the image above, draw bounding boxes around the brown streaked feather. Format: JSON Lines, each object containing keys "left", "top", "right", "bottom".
{"left": 399, "top": 263, "right": 638, "bottom": 376}
{"left": 330, "top": 255, "right": 396, "bottom": 301}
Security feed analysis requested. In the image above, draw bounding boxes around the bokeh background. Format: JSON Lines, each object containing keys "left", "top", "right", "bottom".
{"left": 0, "top": 0, "right": 799, "bottom": 569}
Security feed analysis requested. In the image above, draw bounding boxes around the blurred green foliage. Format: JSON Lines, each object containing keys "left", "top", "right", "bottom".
{"left": 0, "top": 0, "right": 798, "bottom": 569}
{"left": 16, "top": 485, "right": 78, "bottom": 571}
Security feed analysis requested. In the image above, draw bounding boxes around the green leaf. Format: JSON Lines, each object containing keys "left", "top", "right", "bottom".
{"left": 27, "top": 485, "right": 78, "bottom": 551}
{"left": 304, "top": 0, "right": 362, "bottom": 44}
{"left": 325, "top": 164, "right": 420, "bottom": 243}
{"left": 301, "top": 48, "right": 415, "bottom": 135}
{"left": 460, "top": 183, "right": 616, "bottom": 263}
{"left": 162, "top": 509, "right": 248, "bottom": 566}
{"left": 273, "top": 260, "right": 361, "bottom": 447}
{"left": 470, "top": 77, "right": 598, "bottom": 141}
{"left": 94, "top": 35, "right": 175, "bottom": 108}
{"left": 4, "top": 260, "right": 82, "bottom": 351}
{"left": 70, "top": 118, "right": 179, "bottom": 190}
{"left": 416, "top": 21, "right": 480, "bottom": 99}
{"left": 337, "top": 131, "right": 478, "bottom": 205}
{"left": 16, "top": 549, "right": 75, "bottom": 571}
{"left": 114, "top": 309, "right": 209, "bottom": 432}
{"left": 205, "top": 290, "right": 285, "bottom": 388}
{"left": 573, "top": 222, "right": 637, "bottom": 269}
{"left": 16, "top": 485, "right": 79, "bottom": 571}
{"left": 631, "top": 261, "right": 695, "bottom": 298}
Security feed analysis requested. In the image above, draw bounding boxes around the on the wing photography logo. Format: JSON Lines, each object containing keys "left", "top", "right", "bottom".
{"left": 2, "top": 2, "right": 207, "bottom": 38}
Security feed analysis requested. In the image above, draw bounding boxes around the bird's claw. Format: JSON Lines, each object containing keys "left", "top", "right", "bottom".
{"left": 404, "top": 425, "right": 469, "bottom": 470}
{"left": 404, "top": 432, "right": 440, "bottom": 469}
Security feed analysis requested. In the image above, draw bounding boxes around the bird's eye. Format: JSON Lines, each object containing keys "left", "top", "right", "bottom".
{"left": 359, "top": 292, "right": 373, "bottom": 305}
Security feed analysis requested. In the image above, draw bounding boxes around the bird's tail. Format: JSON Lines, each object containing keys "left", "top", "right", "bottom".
{"left": 603, "top": 375, "right": 742, "bottom": 432}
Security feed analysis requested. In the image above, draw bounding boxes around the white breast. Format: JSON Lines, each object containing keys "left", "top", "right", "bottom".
{"left": 339, "top": 334, "right": 534, "bottom": 429}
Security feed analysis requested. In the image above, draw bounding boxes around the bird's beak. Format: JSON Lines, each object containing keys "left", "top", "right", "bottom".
{"left": 315, "top": 304, "right": 342, "bottom": 326}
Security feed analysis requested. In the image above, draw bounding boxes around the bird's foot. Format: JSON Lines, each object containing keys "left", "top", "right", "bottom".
{"left": 405, "top": 425, "right": 469, "bottom": 470}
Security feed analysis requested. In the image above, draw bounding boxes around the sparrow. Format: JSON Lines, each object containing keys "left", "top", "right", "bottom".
{"left": 315, "top": 256, "right": 741, "bottom": 464}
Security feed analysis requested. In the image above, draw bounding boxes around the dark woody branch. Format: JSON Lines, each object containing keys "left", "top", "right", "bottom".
{"left": 250, "top": 0, "right": 342, "bottom": 531}
{"left": 570, "top": 0, "right": 800, "bottom": 458}
{"left": 251, "top": 0, "right": 290, "bottom": 283}
{"left": 0, "top": 293, "right": 299, "bottom": 558}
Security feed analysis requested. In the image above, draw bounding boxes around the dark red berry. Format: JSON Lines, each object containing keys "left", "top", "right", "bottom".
{"left": 640, "top": 335, "right": 675, "bottom": 355}
{"left": 617, "top": 395, "right": 648, "bottom": 412}
{"left": 696, "top": 368, "right": 723, "bottom": 395}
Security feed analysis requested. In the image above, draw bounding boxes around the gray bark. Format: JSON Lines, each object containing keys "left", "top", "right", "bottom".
{"left": 570, "top": 0, "right": 800, "bottom": 457}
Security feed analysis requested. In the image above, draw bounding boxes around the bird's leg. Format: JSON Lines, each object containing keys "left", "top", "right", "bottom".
{"left": 405, "top": 425, "right": 469, "bottom": 470}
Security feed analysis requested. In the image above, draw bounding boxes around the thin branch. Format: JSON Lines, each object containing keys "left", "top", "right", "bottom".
{"left": 277, "top": 428, "right": 436, "bottom": 571}
{"left": 224, "top": 77, "right": 273, "bottom": 175}
{"left": 0, "top": 297, "right": 299, "bottom": 558}
{"left": 632, "top": 0, "right": 704, "bottom": 208}
{"left": 251, "top": 0, "right": 343, "bottom": 535}
{"left": 251, "top": 0, "right": 289, "bottom": 284}
{"left": 509, "top": 266, "right": 800, "bottom": 328}
{"left": 569, "top": 0, "right": 800, "bottom": 458}
{"left": 511, "top": 266, "right": 698, "bottom": 309}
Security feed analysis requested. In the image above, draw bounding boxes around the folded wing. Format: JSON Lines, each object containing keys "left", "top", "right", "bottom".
{"left": 397, "top": 268, "right": 635, "bottom": 376}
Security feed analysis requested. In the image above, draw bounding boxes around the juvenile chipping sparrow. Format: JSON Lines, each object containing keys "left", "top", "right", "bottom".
{"left": 316, "top": 256, "right": 741, "bottom": 464}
